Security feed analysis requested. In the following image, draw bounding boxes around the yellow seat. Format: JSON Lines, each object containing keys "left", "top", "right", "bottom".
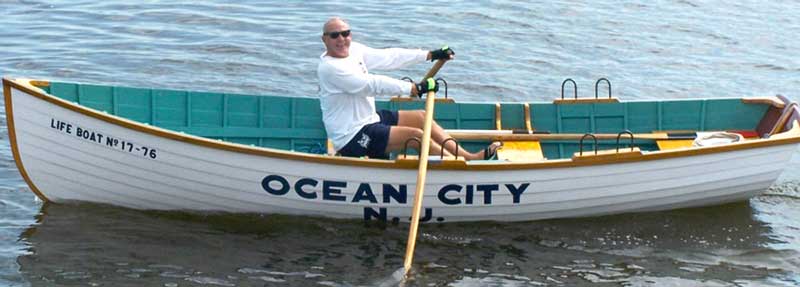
{"left": 497, "top": 141, "right": 545, "bottom": 161}
{"left": 656, "top": 139, "right": 694, "bottom": 150}
{"left": 493, "top": 103, "right": 545, "bottom": 161}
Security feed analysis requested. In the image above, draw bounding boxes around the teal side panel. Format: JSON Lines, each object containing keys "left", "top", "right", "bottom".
{"left": 115, "top": 87, "right": 152, "bottom": 124}
{"left": 292, "top": 98, "right": 326, "bottom": 151}
{"left": 189, "top": 92, "right": 223, "bottom": 127}
{"left": 261, "top": 97, "right": 291, "bottom": 128}
{"left": 662, "top": 101, "right": 702, "bottom": 130}
{"left": 375, "top": 101, "right": 391, "bottom": 111}
{"left": 293, "top": 98, "right": 324, "bottom": 129}
{"left": 593, "top": 103, "right": 625, "bottom": 133}
{"left": 78, "top": 85, "right": 113, "bottom": 112}
{"left": 531, "top": 104, "right": 557, "bottom": 132}
{"left": 626, "top": 102, "right": 659, "bottom": 132}
{"left": 395, "top": 101, "right": 425, "bottom": 111}
{"left": 541, "top": 143, "right": 561, "bottom": 159}
{"left": 704, "top": 99, "right": 768, "bottom": 130}
{"left": 458, "top": 103, "right": 495, "bottom": 130}
{"left": 559, "top": 104, "right": 591, "bottom": 133}
{"left": 226, "top": 94, "right": 259, "bottom": 128}
{"left": 49, "top": 82, "right": 78, "bottom": 102}
{"left": 153, "top": 90, "right": 188, "bottom": 127}
{"left": 500, "top": 103, "right": 525, "bottom": 130}
{"left": 434, "top": 103, "right": 459, "bottom": 129}
{"left": 40, "top": 84, "right": 52, "bottom": 94}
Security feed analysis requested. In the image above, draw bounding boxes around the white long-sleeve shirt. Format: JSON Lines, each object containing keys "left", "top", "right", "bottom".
{"left": 318, "top": 42, "right": 428, "bottom": 151}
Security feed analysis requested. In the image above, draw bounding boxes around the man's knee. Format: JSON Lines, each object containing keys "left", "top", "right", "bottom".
{"left": 397, "top": 128, "right": 424, "bottom": 148}
{"left": 415, "top": 110, "right": 426, "bottom": 120}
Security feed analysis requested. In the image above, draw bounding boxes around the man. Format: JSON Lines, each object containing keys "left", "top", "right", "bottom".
{"left": 317, "top": 17, "right": 499, "bottom": 160}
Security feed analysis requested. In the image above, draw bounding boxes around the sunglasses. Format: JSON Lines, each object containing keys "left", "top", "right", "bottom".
{"left": 324, "top": 30, "right": 351, "bottom": 39}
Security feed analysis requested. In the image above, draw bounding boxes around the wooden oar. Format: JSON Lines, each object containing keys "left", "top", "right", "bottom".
{"left": 422, "top": 59, "right": 446, "bottom": 80}
{"left": 403, "top": 59, "right": 446, "bottom": 277}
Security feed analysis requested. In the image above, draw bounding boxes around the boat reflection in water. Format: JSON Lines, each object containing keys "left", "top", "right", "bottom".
{"left": 17, "top": 198, "right": 798, "bottom": 286}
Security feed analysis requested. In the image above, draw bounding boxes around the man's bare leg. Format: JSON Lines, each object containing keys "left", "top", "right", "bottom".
{"left": 385, "top": 126, "right": 453, "bottom": 157}
{"left": 397, "top": 110, "right": 495, "bottom": 160}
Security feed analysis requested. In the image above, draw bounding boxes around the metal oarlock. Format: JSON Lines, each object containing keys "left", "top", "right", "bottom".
{"left": 616, "top": 130, "right": 634, "bottom": 152}
{"left": 440, "top": 137, "right": 459, "bottom": 159}
{"left": 402, "top": 137, "right": 422, "bottom": 158}
{"left": 579, "top": 133, "right": 598, "bottom": 156}
{"left": 595, "top": 78, "right": 611, "bottom": 99}
{"left": 562, "top": 78, "right": 577, "bottom": 100}
{"left": 435, "top": 77, "right": 448, "bottom": 99}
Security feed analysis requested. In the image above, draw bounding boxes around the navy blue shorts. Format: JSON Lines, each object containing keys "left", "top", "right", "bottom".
{"left": 338, "top": 110, "right": 399, "bottom": 159}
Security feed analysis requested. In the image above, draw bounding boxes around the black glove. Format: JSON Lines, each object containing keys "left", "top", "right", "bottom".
{"left": 415, "top": 78, "right": 438, "bottom": 97}
{"left": 429, "top": 46, "right": 454, "bottom": 61}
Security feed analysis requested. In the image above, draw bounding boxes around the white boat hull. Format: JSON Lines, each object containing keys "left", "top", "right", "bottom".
{"left": 6, "top": 84, "right": 799, "bottom": 222}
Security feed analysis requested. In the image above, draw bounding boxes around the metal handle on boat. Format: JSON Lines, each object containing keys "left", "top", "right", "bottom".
{"left": 403, "top": 137, "right": 422, "bottom": 159}
{"left": 435, "top": 78, "right": 448, "bottom": 99}
{"left": 595, "top": 78, "right": 611, "bottom": 99}
{"left": 616, "top": 130, "right": 634, "bottom": 152}
{"left": 579, "top": 133, "right": 598, "bottom": 156}
{"left": 441, "top": 137, "right": 459, "bottom": 159}
{"left": 562, "top": 78, "right": 577, "bottom": 100}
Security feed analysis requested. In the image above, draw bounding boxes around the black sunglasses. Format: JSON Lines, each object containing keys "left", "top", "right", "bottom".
{"left": 324, "top": 30, "right": 351, "bottom": 39}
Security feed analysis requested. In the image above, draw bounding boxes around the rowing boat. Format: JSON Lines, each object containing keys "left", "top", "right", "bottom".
{"left": 4, "top": 77, "right": 799, "bottom": 222}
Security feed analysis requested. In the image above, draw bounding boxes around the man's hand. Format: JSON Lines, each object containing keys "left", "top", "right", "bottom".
{"left": 429, "top": 46, "right": 454, "bottom": 62}
{"left": 414, "top": 78, "right": 438, "bottom": 97}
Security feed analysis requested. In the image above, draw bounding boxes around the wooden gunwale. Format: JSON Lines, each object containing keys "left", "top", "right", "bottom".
{"left": 5, "top": 77, "right": 800, "bottom": 171}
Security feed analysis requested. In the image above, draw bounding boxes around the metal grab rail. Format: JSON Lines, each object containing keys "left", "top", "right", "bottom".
{"left": 402, "top": 137, "right": 422, "bottom": 159}
{"left": 561, "top": 78, "right": 577, "bottom": 100}
{"left": 595, "top": 78, "right": 611, "bottom": 99}
{"left": 578, "top": 133, "right": 598, "bottom": 156}
{"left": 440, "top": 137, "right": 459, "bottom": 159}
{"left": 616, "top": 130, "right": 634, "bottom": 152}
{"left": 435, "top": 77, "right": 448, "bottom": 100}
{"left": 400, "top": 77, "right": 449, "bottom": 100}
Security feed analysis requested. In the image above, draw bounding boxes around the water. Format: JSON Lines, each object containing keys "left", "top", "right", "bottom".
{"left": 1, "top": 0, "right": 800, "bottom": 285}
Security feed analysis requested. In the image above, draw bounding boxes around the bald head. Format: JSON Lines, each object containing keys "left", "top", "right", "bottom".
{"left": 323, "top": 17, "right": 348, "bottom": 34}
{"left": 321, "top": 17, "right": 351, "bottom": 58}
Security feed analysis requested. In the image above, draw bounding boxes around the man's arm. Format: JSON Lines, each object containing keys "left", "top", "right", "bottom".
{"left": 320, "top": 62, "right": 413, "bottom": 96}
{"left": 360, "top": 43, "right": 428, "bottom": 71}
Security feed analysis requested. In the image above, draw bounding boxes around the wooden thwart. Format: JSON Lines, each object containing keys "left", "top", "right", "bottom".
{"left": 446, "top": 130, "right": 676, "bottom": 141}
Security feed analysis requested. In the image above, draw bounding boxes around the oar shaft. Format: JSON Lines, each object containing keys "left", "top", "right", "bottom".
{"left": 403, "top": 90, "right": 437, "bottom": 275}
{"left": 422, "top": 59, "right": 446, "bottom": 81}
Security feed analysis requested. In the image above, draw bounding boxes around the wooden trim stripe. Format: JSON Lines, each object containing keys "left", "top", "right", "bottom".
{"left": 743, "top": 96, "right": 786, "bottom": 109}
{"left": 3, "top": 79, "right": 50, "bottom": 202}
{"left": 494, "top": 103, "right": 502, "bottom": 130}
{"left": 553, "top": 98, "right": 620, "bottom": 104}
{"left": 390, "top": 96, "right": 455, "bottom": 103}
{"left": 4, "top": 78, "right": 800, "bottom": 172}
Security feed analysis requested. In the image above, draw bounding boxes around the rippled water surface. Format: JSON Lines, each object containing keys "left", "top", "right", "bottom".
{"left": 2, "top": 1, "right": 800, "bottom": 286}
